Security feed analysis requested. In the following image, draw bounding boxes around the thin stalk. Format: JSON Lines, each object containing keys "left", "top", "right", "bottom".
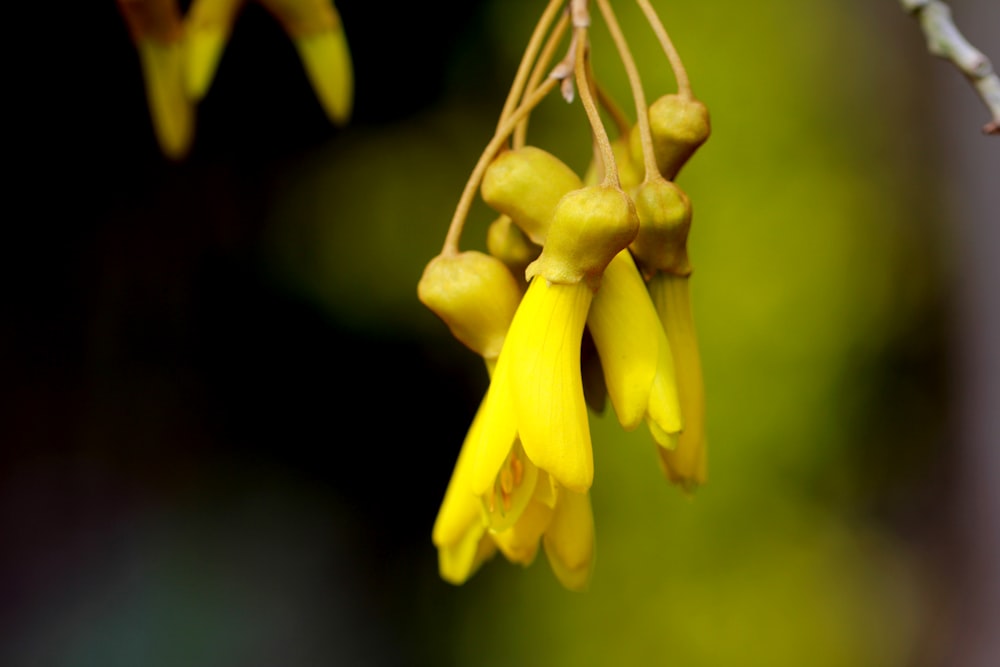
{"left": 497, "top": 0, "right": 566, "bottom": 134}
{"left": 514, "top": 10, "right": 571, "bottom": 148}
{"left": 636, "top": 0, "right": 691, "bottom": 98}
{"left": 442, "top": 78, "right": 560, "bottom": 255}
{"left": 596, "top": 0, "right": 657, "bottom": 181}
{"left": 574, "top": 25, "right": 619, "bottom": 189}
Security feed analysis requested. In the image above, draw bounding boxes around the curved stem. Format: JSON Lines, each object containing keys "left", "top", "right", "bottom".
{"left": 636, "top": 0, "right": 692, "bottom": 98}
{"left": 442, "top": 77, "right": 560, "bottom": 256}
{"left": 514, "top": 10, "right": 571, "bottom": 148}
{"left": 496, "top": 0, "right": 567, "bottom": 134}
{"left": 574, "top": 26, "right": 619, "bottom": 189}
{"left": 596, "top": 0, "right": 658, "bottom": 182}
{"left": 595, "top": 80, "right": 631, "bottom": 139}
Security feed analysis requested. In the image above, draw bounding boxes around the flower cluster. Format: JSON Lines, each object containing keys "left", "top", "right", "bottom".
{"left": 419, "top": 0, "right": 711, "bottom": 591}
{"left": 115, "top": 0, "right": 353, "bottom": 160}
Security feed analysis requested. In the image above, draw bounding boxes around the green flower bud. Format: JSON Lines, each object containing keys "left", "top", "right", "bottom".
{"left": 526, "top": 185, "right": 639, "bottom": 290}
{"left": 630, "top": 94, "right": 710, "bottom": 181}
{"left": 481, "top": 146, "right": 582, "bottom": 245}
{"left": 486, "top": 215, "right": 541, "bottom": 284}
{"left": 630, "top": 179, "right": 693, "bottom": 277}
{"left": 582, "top": 134, "right": 643, "bottom": 193}
{"left": 417, "top": 251, "right": 523, "bottom": 360}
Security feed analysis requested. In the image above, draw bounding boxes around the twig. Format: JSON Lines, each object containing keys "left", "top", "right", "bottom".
{"left": 900, "top": 0, "right": 1000, "bottom": 135}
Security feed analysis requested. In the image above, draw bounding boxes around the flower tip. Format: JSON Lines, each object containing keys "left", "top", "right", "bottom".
{"left": 184, "top": 27, "right": 229, "bottom": 100}
{"left": 137, "top": 41, "right": 195, "bottom": 160}
{"left": 294, "top": 30, "right": 354, "bottom": 126}
{"left": 542, "top": 488, "right": 595, "bottom": 592}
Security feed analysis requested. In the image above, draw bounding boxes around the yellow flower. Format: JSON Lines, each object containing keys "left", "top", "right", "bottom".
{"left": 421, "top": 251, "right": 595, "bottom": 589}
{"left": 185, "top": 0, "right": 354, "bottom": 125}
{"left": 432, "top": 399, "right": 595, "bottom": 591}
{"left": 587, "top": 249, "right": 683, "bottom": 445}
{"left": 470, "top": 276, "right": 596, "bottom": 495}
{"left": 182, "top": 0, "right": 242, "bottom": 100}
{"left": 472, "top": 184, "right": 638, "bottom": 490}
{"left": 630, "top": 178, "right": 708, "bottom": 490}
{"left": 421, "top": 0, "right": 712, "bottom": 589}
{"left": 648, "top": 271, "right": 707, "bottom": 490}
{"left": 116, "top": 0, "right": 195, "bottom": 160}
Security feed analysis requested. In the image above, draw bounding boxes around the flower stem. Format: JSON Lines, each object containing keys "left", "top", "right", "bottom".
{"left": 574, "top": 26, "right": 620, "bottom": 189}
{"left": 595, "top": 0, "right": 658, "bottom": 183}
{"left": 496, "top": 0, "right": 567, "bottom": 135}
{"left": 442, "top": 78, "right": 560, "bottom": 256}
{"left": 636, "top": 0, "right": 691, "bottom": 99}
{"left": 514, "top": 10, "right": 571, "bottom": 148}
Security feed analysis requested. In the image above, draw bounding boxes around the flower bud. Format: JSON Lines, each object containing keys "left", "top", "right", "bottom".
{"left": 486, "top": 215, "right": 541, "bottom": 284}
{"left": 481, "top": 146, "right": 582, "bottom": 245}
{"left": 630, "top": 179, "right": 693, "bottom": 277}
{"left": 583, "top": 134, "right": 643, "bottom": 193}
{"left": 418, "top": 251, "right": 522, "bottom": 360}
{"left": 526, "top": 185, "right": 639, "bottom": 290}
{"left": 630, "top": 94, "right": 710, "bottom": 181}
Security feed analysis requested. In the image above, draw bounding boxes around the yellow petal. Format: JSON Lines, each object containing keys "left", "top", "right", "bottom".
{"left": 184, "top": 27, "right": 228, "bottom": 100}
{"left": 645, "top": 311, "right": 684, "bottom": 438}
{"left": 649, "top": 272, "right": 707, "bottom": 489}
{"left": 183, "top": 0, "right": 243, "bottom": 100}
{"left": 510, "top": 278, "right": 594, "bottom": 493}
{"left": 469, "top": 346, "right": 518, "bottom": 496}
{"left": 645, "top": 414, "right": 679, "bottom": 450}
{"left": 587, "top": 250, "right": 658, "bottom": 430}
{"left": 293, "top": 28, "right": 354, "bottom": 126}
{"left": 137, "top": 40, "right": 195, "bottom": 161}
{"left": 438, "top": 523, "right": 496, "bottom": 585}
{"left": 491, "top": 472, "right": 556, "bottom": 566}
{"left": 432, "top": 396, "right": 487, "bottom": 549}
{"left": 543, "top": 487, "right": 595, "bottom": 592}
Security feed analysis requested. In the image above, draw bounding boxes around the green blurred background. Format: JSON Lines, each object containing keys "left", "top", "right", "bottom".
{"left": 4, "top": 1, "right": 998, "bottom": 666}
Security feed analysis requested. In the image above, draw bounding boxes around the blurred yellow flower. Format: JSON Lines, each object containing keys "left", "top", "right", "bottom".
{"left": 116, "top": 0, "right": 194, "bottom": 160}
{"left": 117, "top": 0, "right": 353, "bottom": 159}
{"left": 185, "top": 0, "right": 354, "bottom": 125}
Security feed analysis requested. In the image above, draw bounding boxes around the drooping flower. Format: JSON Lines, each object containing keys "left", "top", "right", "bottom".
{"left": 586, "top": 248, "right": 683, "bottom": 446}
{"left": 116, "top": 0, "right": 195, "bottom": 160}
{"left": 419, "top": 250, "right": 596, "bottom": 590}
{"left": 420, "top": 0, "right": 712, "bottom": 589}
{"left": 185, "top": 0, "right": 354, "bottom": 125}
{"left": 630, "top": 176, "right": 708, "bottom": 490}
{"left": 470, "top": 184, "right": 639, "bottom": 496}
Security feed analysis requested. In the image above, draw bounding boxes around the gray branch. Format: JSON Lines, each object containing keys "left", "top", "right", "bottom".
{"left": 901, "top": 0, "right": 1000, "bottom": 135}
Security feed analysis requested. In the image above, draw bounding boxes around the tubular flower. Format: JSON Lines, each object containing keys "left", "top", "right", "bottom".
{"left": 587, "top": 249, "right": 682, "bottom": 445}
{"left": 630, "top": 176, "right": 709, "bottom": 491}
{"left": 116, "top": 0, "right": 195, "bottom": 160}
{"left": 116, "top": 0, "right": 353, "bottom": 160}
{"left": 420, "top": 251, "right": 595, "bottom": 590}
{"left": 185, "top": 0, "right": 354, "bottom": 125}
{"left": 472, "top": 185, "right": 638, "bottom": 493}
{"left": 648, "top": 272, "right": 706, "bottom": 490}
{"left": 421, "top": 0, "right": 711, "bottom": 589}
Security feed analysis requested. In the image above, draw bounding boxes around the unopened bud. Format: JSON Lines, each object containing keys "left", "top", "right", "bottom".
{"left": 526, "top": 185, "right": 639, "bottom": 290}
{"left": 630, "top": 179, "right": 693, "bottom": 277}
{"left": 418, "top": 251, "right": 522, "bottom": 360}
{"left": 481, "top": 146, "right": 582, "bottom": 245}
{"left": 630, "top": 94, "right": 710, "bottom": 181}
{"left": 486, "top": 215, "right": 541, "bottom": 283}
